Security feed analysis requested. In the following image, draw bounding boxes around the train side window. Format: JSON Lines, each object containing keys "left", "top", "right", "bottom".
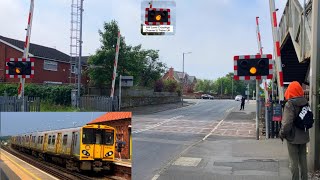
{"left": 41, "top": 136, "right": 43, "bottom": 144}
{"left": 63, "top": 135, "right": 68, "bottom": 145}
{"left": 37, "top": 136, "right": 40, "bottom": 144}
{"left": 52, "top": 135, "right": 56, "bottom": 145}
{"left": 48, "top": 135, "right": 51, "bottom": 145}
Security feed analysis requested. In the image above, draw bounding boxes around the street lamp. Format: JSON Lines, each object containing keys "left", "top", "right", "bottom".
{"left": 182, "top": 52, "right": 192, "bottom": 106}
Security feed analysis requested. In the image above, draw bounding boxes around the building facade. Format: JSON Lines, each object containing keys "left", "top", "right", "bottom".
{"left": 162, "top": 67, "right": 197, "bottom": 93}
{"left": 0, "top": 35, "right": 88, "bottom": 85}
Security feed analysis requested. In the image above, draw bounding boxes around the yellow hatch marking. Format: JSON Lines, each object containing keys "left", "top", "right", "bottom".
{"left": 1, "top": 152, "right": 42, "bottom": 180}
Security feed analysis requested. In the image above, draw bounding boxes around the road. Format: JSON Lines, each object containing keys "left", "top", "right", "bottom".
{"left": 132, "top": 99, "right": 239, "bottom": 180}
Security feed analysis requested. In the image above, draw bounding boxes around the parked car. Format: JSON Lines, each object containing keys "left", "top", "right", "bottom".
{"left": 235, "top": 95, "right": 242, "bottom": 101}
{"left": 201, "top": 94, "right": 214, "bottom": 100}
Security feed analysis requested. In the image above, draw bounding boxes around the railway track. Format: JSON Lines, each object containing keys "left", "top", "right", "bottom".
{"left": 1, "top": 145, "right": 117, "bottom": 180}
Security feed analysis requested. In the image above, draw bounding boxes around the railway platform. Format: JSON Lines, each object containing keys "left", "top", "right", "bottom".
{"left": 0, "top": 148, "right": 58, "bottom": 180}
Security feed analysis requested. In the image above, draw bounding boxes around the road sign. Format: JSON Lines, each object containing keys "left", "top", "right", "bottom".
{"left": 121, "top": 76, "right": 133, "bottom": 87}
{"left": 5, "top": 58, "right": 35, "bottom": 78}
{"left": 233, "top": 54, "right": 273, "bottom": 80}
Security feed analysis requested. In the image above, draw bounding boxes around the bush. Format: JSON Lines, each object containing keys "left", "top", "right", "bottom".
{"left": 0, "top": 83, "right": 74, "bottom": 106}
{"left": 164, "top": 79, "right": 178, "bottom": 93}
{"left": 154, "top": 80, "right": 164, "bottom": 92}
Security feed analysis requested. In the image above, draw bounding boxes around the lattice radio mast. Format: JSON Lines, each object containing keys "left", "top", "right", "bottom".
{"left": 69, "top": 0, "right": 81, "bottom": 84}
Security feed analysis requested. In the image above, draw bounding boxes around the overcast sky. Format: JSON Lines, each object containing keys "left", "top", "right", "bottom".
{"left": 0, "top": 0, "right": 302, "bottom": 80}
{"left": 0, "top": 112, "right": 106, "bottom": 136}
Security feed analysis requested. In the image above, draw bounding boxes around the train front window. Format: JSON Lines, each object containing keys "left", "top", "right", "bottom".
{"left": 82, "top": 128, "right": 114, "bottom": 145}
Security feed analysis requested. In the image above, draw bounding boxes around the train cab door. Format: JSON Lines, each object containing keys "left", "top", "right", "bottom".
{"left": 56, "top": 133, "right": 62, "bottom": 154}
{"left": 43, "top": 134, "right": 48, "bottom": 151}
{"left": 93, "top": 131, "right": 103, "bottom": 159}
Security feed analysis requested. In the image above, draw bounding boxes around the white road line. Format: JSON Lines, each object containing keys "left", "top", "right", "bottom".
{"left": 149, "top": 105, "right": 236, "bottom": 179}
{"left": 151, "top": 174, "right": 160, "bottom": 180}
{"left": 1, "top": 149, "right": 60, "bottom": 180}
{"left": 132, "top": 115, "right": 184, "bottom": 134}
{"left": 202, "top": 107, "right": 234, "bottom": 141}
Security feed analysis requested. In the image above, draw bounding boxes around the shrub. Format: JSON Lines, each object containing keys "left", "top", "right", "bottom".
{"left": 164, "top": 79, "right": 178, "bottom": 93}
{"left": 154, "top": 80, "right": 164, "bottom": 92}
{"left": 0, "top": 83, "right": 74, "bottom": 105}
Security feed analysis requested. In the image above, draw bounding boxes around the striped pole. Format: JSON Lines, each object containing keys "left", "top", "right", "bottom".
{"left": 110, "top": 31, "right": 121, "bottom": 98}
{"left": 256, "top": 17, "right": 269, "bottom": 100}
{"left": 19, "top": 0, "right": 34, "bottom": 111}
{"left": 269, "top": 0, "right": 284, "bottom": 101}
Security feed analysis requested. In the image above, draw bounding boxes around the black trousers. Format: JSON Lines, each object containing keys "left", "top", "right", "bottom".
{"left": 240, "top": 103, "right": 245, "bottom": 110}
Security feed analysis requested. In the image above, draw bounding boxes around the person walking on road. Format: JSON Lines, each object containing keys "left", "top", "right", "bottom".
{"left": 240, "top": 96, "right": 246, "bottom": 110}
{"left": 279, "top": 81, "right": 310, "bottom": 180}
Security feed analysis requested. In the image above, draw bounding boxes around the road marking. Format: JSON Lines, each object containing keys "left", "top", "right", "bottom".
{"left": 151, "top": 174, "right": 160, "bottom": 180}
{"left": 202, "top": 107, "right": 234, "bottom": 140}
{"left": 1, "top": 149, "right": 59, "bottom": 180}
{"left": 133, "top": 115, "right": 184, "bottom": 134}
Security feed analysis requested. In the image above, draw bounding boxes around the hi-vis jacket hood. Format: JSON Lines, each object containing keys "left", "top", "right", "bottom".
{"left": 285, "top": 81, "right": 304, "bottom": 100}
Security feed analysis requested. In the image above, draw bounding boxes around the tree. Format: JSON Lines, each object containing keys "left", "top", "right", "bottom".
{"left": 88, "top": 20, "right": 167, "bottom": 90}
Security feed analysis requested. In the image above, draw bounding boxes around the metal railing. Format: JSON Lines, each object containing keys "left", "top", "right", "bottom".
{"left": 279, "top": 0, "right": 312, "bottom": 62}
{"left": 0, "top": 96, "right": 40, "bottom": 112}
{"left": 79, "top": 96, "right": 118, "bottom": 112}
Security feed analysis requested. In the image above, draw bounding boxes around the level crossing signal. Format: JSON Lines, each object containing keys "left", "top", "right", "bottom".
{"left": 5, "top": 58, "right": 35, "bottom": 78}
{"left": 233, "top": 54, "right": 273, "bottom": 80}
{"left": 145, "top": 8, "right": 171, "bottom": 25}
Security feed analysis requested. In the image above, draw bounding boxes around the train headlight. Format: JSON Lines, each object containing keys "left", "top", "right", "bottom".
{"left": 105, "top": 151, "right": 113, "bottom": 157}
{"left": 82, "top": 150, "right": 90, "bottom": 156}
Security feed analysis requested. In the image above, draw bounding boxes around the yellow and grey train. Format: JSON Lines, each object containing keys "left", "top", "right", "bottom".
{"left": 11, "top": 124, "right": 116, "bottom": 172}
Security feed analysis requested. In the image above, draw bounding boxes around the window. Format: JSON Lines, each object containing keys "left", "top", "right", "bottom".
{"left": 43, "top": 60, "right": 58, "bottom": 71}
{"left": 52, "top": 135, "right": 56, "bottom": 145}
{"left": 48, "top": 135, "right": 51, "bottom": 145}
{"left": 37, "top": 136, "right": 40, "bottom": 144}
{"left": 63, "top": 135, "right": 68, "bottom": 145}
{"left": 40, "top": 136, "right": 43, "bottom": 144}
{"left": 82, "top": 128, "right": 114, "bottom": 145}
{"left": 71, "top": 65, "right": 78, "bottom": 74}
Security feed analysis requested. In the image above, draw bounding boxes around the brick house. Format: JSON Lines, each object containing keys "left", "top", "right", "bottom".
{"left": 0, "top": 35, "right": 88, "bottom": 84}
{"left": 87, "top": 112, "right": 132, "bottom": 160}
{"left": 162, "top": 67, "right": 197, "bottom": 93}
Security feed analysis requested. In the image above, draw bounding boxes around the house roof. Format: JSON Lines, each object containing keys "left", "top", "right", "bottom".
{"left": 87, "top": 112, "right": 132, "bottom": 124}
{"left": 0, "top": 35, "right": 88, "bottom": 64}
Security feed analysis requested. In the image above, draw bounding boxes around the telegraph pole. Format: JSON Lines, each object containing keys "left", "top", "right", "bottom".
{"left": 309, "top": 0, "right": 320, "bottom": 171}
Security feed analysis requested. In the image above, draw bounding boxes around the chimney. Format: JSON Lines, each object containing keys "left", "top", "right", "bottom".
{"left": 168, "top": 67, "right": 174, "bottom": 79}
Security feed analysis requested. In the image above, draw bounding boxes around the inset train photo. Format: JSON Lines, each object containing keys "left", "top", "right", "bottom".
{"left": 0, "top": 112, "right": 132, "bottom": 180}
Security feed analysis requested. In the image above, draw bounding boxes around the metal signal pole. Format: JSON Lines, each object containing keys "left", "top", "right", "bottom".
{"left": 77, "top": 0, "right": 84, "bottom": 108}
{"left": 20, "top": 0, "right": 35, "bottom": 112}
{"left": 309, "top": 0, "right": 320, "bottom": 171}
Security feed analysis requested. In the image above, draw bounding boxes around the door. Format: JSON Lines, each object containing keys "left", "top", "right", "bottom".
{"left": 93, "top": 132, "right": 103, "bottom": 159}
{"left": 43, "top": 134, "right": 48, "bottom": 151}
{"left": 71, "top": 132, "right": 77, "bottom": 156}
{"left": 56, "top": 133, "right": 62, "bottom": 154}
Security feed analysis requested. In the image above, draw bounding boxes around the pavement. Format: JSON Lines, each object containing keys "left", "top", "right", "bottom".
{"left": 133, "top": 99, "right": 293, "bottom": 180}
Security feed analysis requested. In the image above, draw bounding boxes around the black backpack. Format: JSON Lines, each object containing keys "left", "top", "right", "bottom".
{"left": 294, "top": 103, "right": 314, "bottom": 131}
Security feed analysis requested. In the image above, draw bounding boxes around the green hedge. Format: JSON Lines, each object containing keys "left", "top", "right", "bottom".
{"left": 0, "top": 84, "right": 74, "bottom": 106}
